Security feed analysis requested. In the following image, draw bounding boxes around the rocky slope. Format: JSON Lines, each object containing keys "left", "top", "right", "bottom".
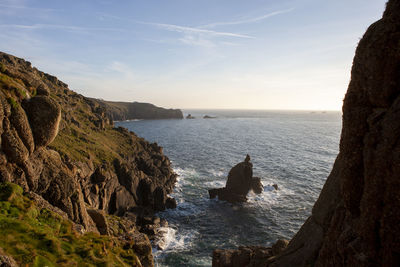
{"left": 94, "top": 99, "right": 183, "bottom": 121}
{"left": 214, "top": 1, "right": 400, "bottom": 266}
{"left": 0, "top": 182, "right": 153, "bottom": 266}
{"left": 0, "top": 51, "right": 178, "bottom": 266}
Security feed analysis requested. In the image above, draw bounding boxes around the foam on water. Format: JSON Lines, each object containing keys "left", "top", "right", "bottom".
{"left": 116, "top": 110, "right": 341, "bottom": 267}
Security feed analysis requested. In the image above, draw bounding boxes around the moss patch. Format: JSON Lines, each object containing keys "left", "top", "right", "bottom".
{"left": 0, "top": 183, "right": 142, "bottom": 267}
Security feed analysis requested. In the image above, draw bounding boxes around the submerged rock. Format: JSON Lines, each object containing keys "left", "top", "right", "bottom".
{"left": 208, "top": 155, "right": 263, "bottom": 203}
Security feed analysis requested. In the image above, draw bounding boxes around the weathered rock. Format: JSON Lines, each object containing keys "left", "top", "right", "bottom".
{"left": 271, "top": 239, "right": 289, "bottom": 256}
{"left": 225, "top": 155, "right": 253, "bottom": 196}
{"left": 1, "top": 122, "right": 29, "bottom": 164}
{"left": 251, "top": 177, "right": 263, "bottom": 194}
{"left": 9, "top": 104, "right": 34, "bottom": 153}
{"left": 213, "top": 2, "right": 400, "bottom": 266}
{"left": 23, "top": 96, "right": 61, "bottom": 147}
{"left": 165, "top": 197, "right": 177, "bottom": 209}
{"left": 26, "top": 191, "right": 69, "bottom": 220}
{"left": 0, "top": 248, "right": 18, "bottom": 267}
{"left": 208, "top": 155, "right": 262, "bottom": 203}
{"left": 87, "top": 209, "right": 110, "bottom": 235}
{"left": 35, "top": 84, "right": 49, "bottom": 96}
{"left": 0, "top": 51, "right": 179, "bottom": 266}
{"left": 213, "top": 246, "right": 273, "bottom": 267}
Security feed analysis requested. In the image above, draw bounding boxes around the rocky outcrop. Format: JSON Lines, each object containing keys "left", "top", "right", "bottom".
{"left": 213, "top": 240, "right": 288, "bottom": 267}
{"left": 0, "top": 248, "right": 17, "bottom": 267}
{"left": 0, "top": 51, "right": 179, "bottom": 266}
{"left": 22, "top": 96, "right": 61, "bottom": 147}
{"left": 213, "top": 1, "right": 400, "bottom": 266}
{"left": 94, "top": 99, "right": 184, "bottom": 121}
{"left": 209, "top": 155, "right": 263, "bottom": 203}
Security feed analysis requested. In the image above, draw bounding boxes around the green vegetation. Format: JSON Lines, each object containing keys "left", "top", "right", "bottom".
{"left": 50, "top": 99, "right": 140, "bottom": 165}
{"left": 0, "top": 73, "right": 30, "bottom": 101}
{"left": 0, "top": 183, "right": 141, "bottom": 267}
{"left": 0, "top": 63, "right": 6, "bottom": 73}
{"left": 7, "top": 97, "right": 18, "bottom": 109}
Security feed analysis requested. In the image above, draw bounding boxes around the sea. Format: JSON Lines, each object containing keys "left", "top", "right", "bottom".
{"left": 115, "top": 109, "right": 342, "bottom": 267}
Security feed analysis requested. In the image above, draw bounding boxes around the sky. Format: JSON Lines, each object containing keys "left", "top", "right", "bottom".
{"left": 0, "top": 0, "right": 388, "bottom": 110}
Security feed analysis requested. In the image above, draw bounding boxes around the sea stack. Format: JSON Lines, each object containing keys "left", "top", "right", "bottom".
{"left": 208, "top": 155, "right": 263, "bottom": 203}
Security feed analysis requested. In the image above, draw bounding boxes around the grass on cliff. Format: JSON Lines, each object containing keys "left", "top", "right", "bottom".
{"left": 0, "top": 182, "right": 142, "bottom": 267}
{"left": 50, "top": 98, "right": 140, "bottom": 165}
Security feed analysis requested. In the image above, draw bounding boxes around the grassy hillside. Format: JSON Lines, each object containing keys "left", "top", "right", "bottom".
{"left": 0, "top": 182, "right": 143, "bottom": 267}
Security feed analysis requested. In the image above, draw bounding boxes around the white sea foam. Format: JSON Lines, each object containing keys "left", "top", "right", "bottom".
{"left": 208, "top": 169, "right": 225, "bottom": 177}
{"left": 173, "top": 167, "right": 198, "bottom": 177}
{"left": 204, "top": 180, "right": 225, "bottom": 188}
{"left": 153, "top": 226, "right": 198, "bottom": 254}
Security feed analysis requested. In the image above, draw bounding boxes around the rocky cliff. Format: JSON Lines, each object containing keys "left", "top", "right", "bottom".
{"left": 94, "top": 99, "right": 183, "bottom": 121}
{"left": 0, "top": 51, "right": 178, "bottom": 266}
{"left": 214, "top": 1, "right": 400, "bottom": 266}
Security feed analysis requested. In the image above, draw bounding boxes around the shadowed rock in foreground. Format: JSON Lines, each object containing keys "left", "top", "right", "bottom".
{"left": 213, "top": 1, "right": 400, "bottom": 266}
{"left": 208, "top": 155, "right": 263, "bottom": 203}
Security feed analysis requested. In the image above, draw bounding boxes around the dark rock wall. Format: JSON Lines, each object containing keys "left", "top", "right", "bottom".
{"left": 270, "top": 1, "right": 400, "bottom": 266}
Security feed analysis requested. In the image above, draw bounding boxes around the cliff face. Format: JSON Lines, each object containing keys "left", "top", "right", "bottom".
{"left": 95, "top": 100, "right": 184, "bottom": 121}
{"left": 212, "top": 1, "right": 400, "bottom": 266}
{"left": 269, "top": 1, "right": 400, "bottom": 266}
{"left": 0, "top": 51, "right": 178, "bottom": 266}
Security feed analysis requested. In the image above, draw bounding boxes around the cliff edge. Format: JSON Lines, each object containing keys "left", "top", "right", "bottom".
{"left": 0, "top": 51, "right": 178, "bottom": 266}
{"left": 95, "top": 99, "right": 184, "bottom": 121}
{"left": 214, "top": 1, "right": 400, "bottom": 266}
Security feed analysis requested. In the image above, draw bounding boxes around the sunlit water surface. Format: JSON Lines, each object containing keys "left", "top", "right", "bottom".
{"left": 116, "top": 110, "right": 341, "bottom": 267}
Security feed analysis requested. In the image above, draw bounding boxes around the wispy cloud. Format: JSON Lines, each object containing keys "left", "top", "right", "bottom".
{"left": 201, "top": 8, "right": 294, "bottom": 28}
{"left": 146, "top": 22, "right": 254, "bottom": 39}
{"left": 0, "top": 3, "right": 55, "bottom": 11}
{"left": 0, "top": 23, "right": 125, "bottom": 33}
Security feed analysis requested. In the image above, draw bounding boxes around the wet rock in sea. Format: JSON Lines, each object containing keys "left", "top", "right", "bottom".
{"left": 208, "top": 154, "right": 263, "bottom": 203}
{"left": 251, "top": 177, "right": 263, "bottom": 194}
{"left": 271, "top": 239, "right": 289, "bottom": 255}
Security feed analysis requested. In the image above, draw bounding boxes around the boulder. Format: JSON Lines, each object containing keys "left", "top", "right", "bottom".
{"left": 22, "top": 96, "right": 61, "bottom": 147}
{"left": 213, "top": 246, "right": 273, "bottom": 267}
{"left": 35, "top": 84, "right": 50, "bottom": 96}
{"left": 87, "top": 209, "right": 110, "bottom": 235}
{"left": 271, "top": 239, "right": 289, "bottom": 256}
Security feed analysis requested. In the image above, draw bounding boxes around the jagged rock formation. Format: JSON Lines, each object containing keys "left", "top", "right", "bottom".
{"left": 213, "top": 1, "right": 400, "bottom": 266}
{"left": 209, "top": 155, "right": 263, "bottom": 203}
{"left": 0, "top": 51, "right": 178, "bottom": 266}
{"left": 94, "top": 99, "right": 183, "bottom": 121}
{"left": 0, "top": 182, "right": 153, "bottom": 266}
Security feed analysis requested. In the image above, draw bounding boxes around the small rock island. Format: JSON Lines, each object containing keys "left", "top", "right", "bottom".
{"left": 208, "top": 155, "right": 263, "bottom": 203}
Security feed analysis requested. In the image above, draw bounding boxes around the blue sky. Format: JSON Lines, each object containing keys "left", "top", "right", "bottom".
{"left": 0, "top": 0, "right": 387, "bottom": 110}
